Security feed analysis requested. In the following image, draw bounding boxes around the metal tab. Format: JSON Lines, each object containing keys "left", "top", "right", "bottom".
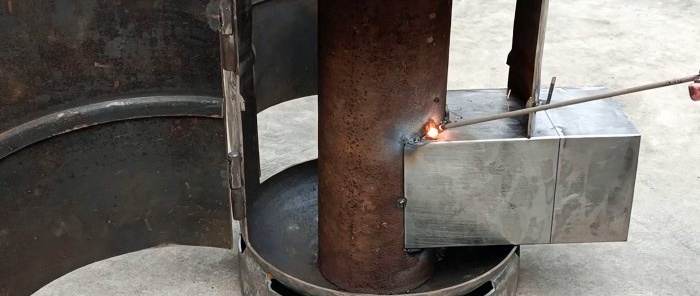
{"left": 219, "top": 0, "right": 238, "bottom": 72}
{"left": 219, "top": 0, "right": 234, "bottom": 35}
{"left": 227, "top": 150, "right": 245, "bottom": 218}
{"left": 228, "top": 151, "right": 243, "bottom": 189}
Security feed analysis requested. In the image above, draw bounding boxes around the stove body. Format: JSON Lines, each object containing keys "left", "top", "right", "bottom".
{"left": 0, "top": 0, "right": 639, "bottom": 295}
{"left": 227, "top": 0, "right": 638, "bottom": 295}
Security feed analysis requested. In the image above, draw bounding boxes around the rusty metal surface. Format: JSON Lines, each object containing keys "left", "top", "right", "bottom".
{"left": 0, "top": 0, "right": 321, "bottom": 119}
{"left": 317, "top": 0, "right": 451, "bottom": 293}
{"left": 507, "top": 0, "right": 549, "bottom": 104}
{"left": 0, "top": 2, "right": 231, "bottom": 295}
{"left": 219, "top": 0, "right": 248, "bottom": 220}
{"left": 252, "top": 0, "right": 317, "bottom": 112}
{"left": 0, "top": 117, "right": 230, "bottom": 296}
{"left": 0, "top": 95, "right": 221, "bottom": 160}
{"left": 240, "top": 243, "right": 281, "bottom": 296}
{"left": 0, "top": 0, "right": 221, "bottom": 133}
{"left": 218, "top": 0, "right": 260, "bottom": 222}
{"left": 227, "top": 0, "right": 262, "bottom": 222}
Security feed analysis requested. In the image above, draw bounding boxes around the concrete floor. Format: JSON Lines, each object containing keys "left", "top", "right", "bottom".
{"left": 36, "top": 0, "right": 700, "bottom": 295}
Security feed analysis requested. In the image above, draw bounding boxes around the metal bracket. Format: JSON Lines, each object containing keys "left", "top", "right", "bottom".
{"left": 220, "top": 0, "right": 247, "bottom": 220}
{"left": 527, "top": 76, "right": 556, "bottom": 138}
{"left": 228, "top": 151, "right": 243, "bottom": 189}
{"left": 220, "top": 0, "right": 242, "bottom": 77}
{"left": 227, "top": 151, "right": 244, "bottom": 218}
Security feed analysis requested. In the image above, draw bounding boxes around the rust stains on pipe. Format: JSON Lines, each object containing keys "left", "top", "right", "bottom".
{"left": 318, "top": 0, "right": 452, "bottom": 293}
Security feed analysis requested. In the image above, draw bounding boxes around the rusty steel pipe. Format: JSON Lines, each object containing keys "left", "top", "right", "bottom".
{"left": 318, "top": 0, "right": 452, "bottom": 293}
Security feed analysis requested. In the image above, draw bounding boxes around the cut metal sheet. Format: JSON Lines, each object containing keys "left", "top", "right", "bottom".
{"left": 0, "top": 3, "right": 229, "bottom": 294}
{"left": 405, "top": 90, "right": 559, "bottom": 248}
{"left": 253, "top": 0, "right": 317, "bottom": 112}
{"left": 0, "top": 117, "right": 230, "bottom": 296}
{"left": 404, "top": 137, "right": 559, "bottom": 247}
{"left": 546, "top": 90, "right": 640, "bottom": 243}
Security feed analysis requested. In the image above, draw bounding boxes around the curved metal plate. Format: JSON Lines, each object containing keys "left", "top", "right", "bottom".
{"left": 0, "top": 96, "right": 222, "bottom": 160}
{"left": 0, "top": 0, "right": 222, "bottom": 132}
{"left": 0, "top": 0, "right": 320, "bottom": 119}
{"left": 0, "top": 117, "right": 230, "bottom": 296}
{"left": 0, "top": 3, "right": 231, "bottom": 295}
{"left": 244, "top": 160, "right": 519, "bottom": 296}
{"left": 253, "top": 0, "right": 318, "bottom": 112}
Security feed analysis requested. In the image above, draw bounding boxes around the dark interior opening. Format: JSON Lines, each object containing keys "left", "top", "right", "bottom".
{"left": 269, "top": 279, "right": 303, "bottom": 296}
{"left": 238, "top": 234, "right": 247, "bottom": 253}
{"left": 464, "top": 281, "right": 495, "bottom": 296}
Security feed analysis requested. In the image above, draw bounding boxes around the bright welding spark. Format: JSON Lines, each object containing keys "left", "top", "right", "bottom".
{"left": 426, "top": 126, "right": 439, "bottom": 139}
{"left": 423, "top": 119, "right": 440, "bottom": 140}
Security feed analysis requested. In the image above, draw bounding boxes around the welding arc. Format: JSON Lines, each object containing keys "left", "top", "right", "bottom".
{"left": 442, "top": 73, "right": 700, "bottom": 130}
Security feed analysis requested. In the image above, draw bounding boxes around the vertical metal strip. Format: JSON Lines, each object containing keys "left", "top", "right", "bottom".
{"left": 220, "top": 0, "right": 258, "bottom": 220}
{"left": 236, "top": 0, "right": 260, "bottom": 220}
{"left": 507, "top": 0, "right": 550, "bottom": 104}
{"left": 508, "top": 0, "right": 550, "bottom": 137}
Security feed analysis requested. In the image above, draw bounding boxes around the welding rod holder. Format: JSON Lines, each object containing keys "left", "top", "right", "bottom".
{"left": 690, "top": 80, "right": 700, "bottom": 101}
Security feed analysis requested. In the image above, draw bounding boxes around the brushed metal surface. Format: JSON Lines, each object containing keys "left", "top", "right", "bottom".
{"left": 405, "top": 88, "right": 640, "bottom": 248}
{"left": 405, "top": 90, "right": 559, "bottom": 248}
{"left": 405, "top": 137, "right": 558, "bottom": 247}
{"left": 545, "top": 88, "right": 639, "bottom": 136}
{"left": 546, "top": 90, "right": 640, "bottom": 243}
{"left": 551, "top": 136, "right": 640, "bottom": 243}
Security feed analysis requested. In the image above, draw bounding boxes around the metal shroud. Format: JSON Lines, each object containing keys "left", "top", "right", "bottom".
{"left": 404, "top": 88, "right": 640, "bottom": 248}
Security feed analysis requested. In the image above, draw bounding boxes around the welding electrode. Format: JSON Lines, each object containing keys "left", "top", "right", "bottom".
{"left": 442, "top": 72, "right": 700, "bottom": 130}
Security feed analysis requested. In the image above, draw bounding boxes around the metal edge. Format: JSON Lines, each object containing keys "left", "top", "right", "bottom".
{"left": 491, "top": 250, "right": 520, "bottom": 295}
{"left": 411, "top": 136, "right": 561, "bottom": 146}
{"left": 241, "top": 203, "right": 519, "bottom": 296}
{"left": 531, "top": 0, "right": 550, "bottom": 103}
{"left": 557, "top": 133, "right": 642, "bottom": 139}
{"left": 526, "top": 0, "right": 550, "bottom": 137}
{"left": 252, "top": 0, "right": 318, "bottom": 113}
{"left": 542, "top": 109, "right": 562, "bottom": 244}
{"left": 0, "top": 95, "right": 223, "bottom": 161}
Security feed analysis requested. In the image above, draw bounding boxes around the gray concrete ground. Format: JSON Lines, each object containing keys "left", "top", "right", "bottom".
{"left": 36, "top": 0, "right": 700, "bottom": 295}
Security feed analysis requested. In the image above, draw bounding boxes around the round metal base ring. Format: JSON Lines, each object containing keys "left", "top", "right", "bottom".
{"left": 238, "top": 160, "right": 519, "bottom": 296}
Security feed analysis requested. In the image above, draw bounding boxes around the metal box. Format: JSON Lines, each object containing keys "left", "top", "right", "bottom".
{"left": 404, "top": 88, "right": 640, "bottom": 248}
{"left": 545, "top": 89, "right": 640, "bottom": 243}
